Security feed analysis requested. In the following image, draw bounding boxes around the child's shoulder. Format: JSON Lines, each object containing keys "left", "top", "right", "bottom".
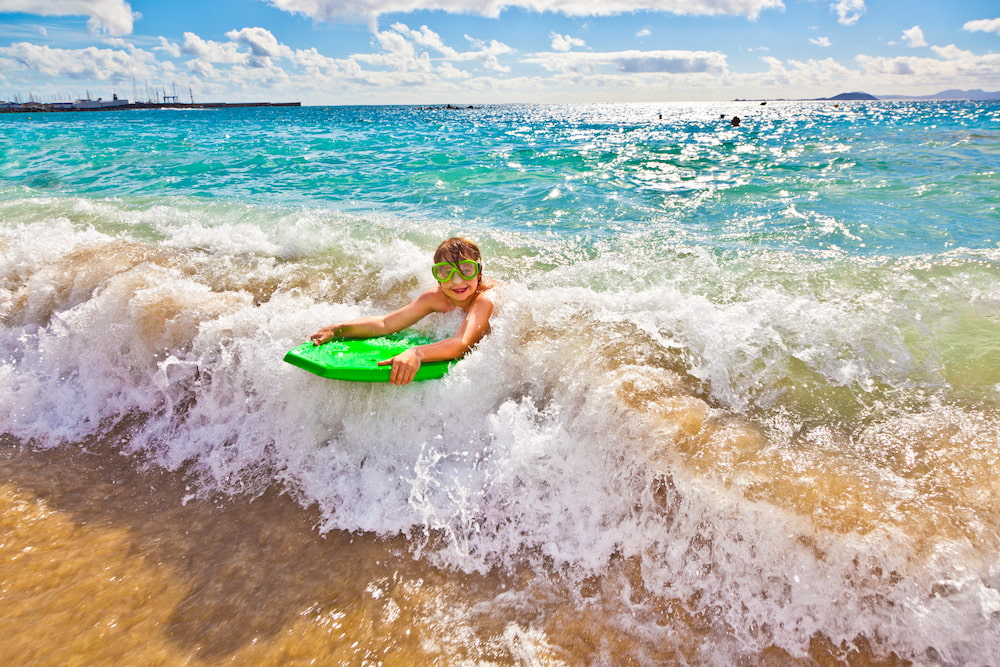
{"left": 420, "top": 286, "right": 457, "bottom": 310}
{"left": 479, "top": 277, "right": 500, "bottom": 294}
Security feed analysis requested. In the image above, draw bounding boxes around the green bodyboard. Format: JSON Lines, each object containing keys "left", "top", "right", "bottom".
{"left": 283, "top": 331, "right": 454, "bottom": 382}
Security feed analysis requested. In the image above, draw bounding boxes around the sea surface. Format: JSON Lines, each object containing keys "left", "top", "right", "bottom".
{"left": 1, "top": 101, "right": 999, "bottom": 665}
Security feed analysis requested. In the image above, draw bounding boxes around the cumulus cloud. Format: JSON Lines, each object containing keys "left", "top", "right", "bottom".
{"left": 758, "top": 55, "right": 853, "bottom": 88}
{"left": 550, "top": 32, "right": 586, "bottom": 52}
{"left": 292, "top": 46, "right": 341, "bottom": 73}
{"left": 831, "top": 0, "right": 864, "bottom": 26}
{"left": 263, "top": 0, "right": 784, "bottom": 23}
{"left": 171, "top": 27, "right": 344, "bottom": 78}
{"left": 222, "top": 26, "right": 296, "bottom": 67}
{"left": 182, "top": 32, "right": 248, "bottom": 65}
{"left": 463, "top": 35, "right": 513, "bottom": 72}
{"left": 0, "top": 41, "right": 152, "bottom": 78}
{"left": 392, "top": 23, "right": 460, "bottom": 57}
{"left": 855, "top": 47, "right": 1000, "bottom": 90}
{"left": 155, "top": 36, "right": 181, "bottom": 58}
{"left": 810, "top": 36, "right": 831, "bottom": 47}
{"left": 931, "top": 44, "right": 975, "bottom": 61}
{"left": 963, "top": 18, "right": 1000, "bottom": 35}
{"left": 0, "top": 0, "right": 137, "bottom": 36}
{"left": 374, "top": 28, "right": 416, "bottom": 58}
{"left": 436, "top": 61, "right": 470, "bottom": 79}
{"left": 525, "top": 49, "right": 727, "bottom": 76}
{"left": 347, "top": 24, "right": 511, "bottom": 75}
{"left": 636, "top": 29, "right": 652, "bottom": 38}
{"left": 0, "top": 21, "right": 519, "bottom": 101}
{"left": 227, "top": 27, "right": 295, "bottom": 60}
{"left": 618, "top": 52, "right": 725, "bottom": 73}
{"left": 902, "top": 26, "right": 926, "bottom": 48}
{"left": 356, "top": 23, "right": 512, "bottom": 73}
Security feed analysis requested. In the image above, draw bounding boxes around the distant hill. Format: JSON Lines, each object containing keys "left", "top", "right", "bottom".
{"left": 879, "top": 89, "right": 1000, "bottom": 100}
{"left": 819, "top": 91, "right": 878, "bottom": 101}
{"left": 738, "top": 89, "right": 1000, "bottom": 103}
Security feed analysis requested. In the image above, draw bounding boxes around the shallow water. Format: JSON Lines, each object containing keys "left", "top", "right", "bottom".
{"left": 1, "top": 101, "right": 999, "bottom": 664}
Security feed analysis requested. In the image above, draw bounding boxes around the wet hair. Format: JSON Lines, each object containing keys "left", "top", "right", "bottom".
{"left": 434, "top": 237, "right": 481, "bottom": 265}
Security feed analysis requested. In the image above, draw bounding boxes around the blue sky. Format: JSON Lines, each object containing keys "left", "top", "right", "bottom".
{"left": 1, "top": 0, "right": 998, "bottom": 104}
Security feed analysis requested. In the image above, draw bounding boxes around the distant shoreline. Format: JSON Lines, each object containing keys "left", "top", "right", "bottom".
{"left": 0, "top": 101, "right": 301, "bottom": 114}
{"left": 737, "top": 88, "right": 1000, "bottom": 103}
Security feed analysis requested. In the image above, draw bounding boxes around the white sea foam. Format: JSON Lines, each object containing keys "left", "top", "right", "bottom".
{"left": 2, "top": 199, "right": 1000, "bottom": 663}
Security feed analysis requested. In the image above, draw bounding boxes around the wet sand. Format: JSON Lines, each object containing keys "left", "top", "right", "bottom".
{"left": 0, "top": 430, "right": 501, "bottom": 665}
{"left": 0, "top": 427, "right": 910, "bottom": 666}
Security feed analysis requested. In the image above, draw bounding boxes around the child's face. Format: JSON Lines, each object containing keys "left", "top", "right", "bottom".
{"left": 433, "top": 257, "right": 480, "bottom": 303}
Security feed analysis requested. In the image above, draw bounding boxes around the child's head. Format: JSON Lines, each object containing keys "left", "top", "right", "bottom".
{"left": 434, "top": 237, "right": 481, "bottom": 264}
{"left": 432, "top": 237, "right": 484, "bottom": 293}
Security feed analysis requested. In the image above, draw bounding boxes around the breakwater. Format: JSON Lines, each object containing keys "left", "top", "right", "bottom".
{"left": 0, "top": 101, "right": 301, "bottom": 113}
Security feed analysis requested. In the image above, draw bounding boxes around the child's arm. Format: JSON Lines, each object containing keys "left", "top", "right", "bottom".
{"left": 379, "top": 293, "right": 494, "bottom": 385}
{"left": 309, "top": 292, "right": 437, "bottom": 345}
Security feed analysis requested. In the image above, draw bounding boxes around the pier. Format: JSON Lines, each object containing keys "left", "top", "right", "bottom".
{"left": 0, "top": 99, "right": 301, "bottom": 113}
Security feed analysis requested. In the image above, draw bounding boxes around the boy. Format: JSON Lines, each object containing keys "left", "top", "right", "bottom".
{"left": 310, "top": 238, "right": 496, "bottom": 385}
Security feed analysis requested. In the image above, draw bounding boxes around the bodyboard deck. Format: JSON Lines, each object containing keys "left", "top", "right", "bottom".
{"left": 283, "top": 331, "right": 453, "bottom": 382}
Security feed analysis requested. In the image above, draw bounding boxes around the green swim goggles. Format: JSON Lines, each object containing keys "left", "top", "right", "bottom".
{"left": 432, "top": 259, "right": 481, "bottom": 283}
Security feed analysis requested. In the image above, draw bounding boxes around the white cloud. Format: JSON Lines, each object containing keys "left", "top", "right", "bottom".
{"left": 963, "top": 18, "right": 1000, "bottom": 35}
{"left": 436, "top": 61, "right": 470, "bottom": 79}
{"left": 831, "top": 0, "right": 864, "bottom": 26}
{"left": 354, "top": 24, "right": 477, "bottom": 73}
{"left": 636, "top": 29, "right": 652, "bottom": 38}
{"left": 463, "top": 36, "right": 513, "bottom": 72}
{"left": 525, "top": 49, "right": 727, "bottom": 75}
{"left": 810, "top": 37, "right": 831, "bottom": 47}
{"left": 374, "top": 27, "right": 416, "bottom": 58}
{"left": 182, "top": 32, "right": 248, "bottom": 65}
{"left": 155, "top": 36, "right": 181, "bottom": 58}
{"left": 931, "top": 44, "right": 974, "bottom": 61}
{"left": 550, "top": 32, "right": 586, "bottom": 52}
{"left": 351, "top": 24, "right": 512, "bottom": 74}
{"left": 171, "top": 27, "right": 348, "bottom": 89}
{"left": 293, "top": 46, "right": 341, "bottom": 73}
{"left": 855, "top": 47, "right": 1000, "bottom": 91}
{"left": 391, "top": 23, "right": 460, "bottom": 57}
{"left": 176, "top": 27, "right": 345, "bottom": 78}
{"left": 366, "top": 28, "right": 420, "bottom": 70}
{"left": 902, "top": 26, "right": 926, "bottom": 48}
{"left": 0, "top": 0, "right": 137, "bottom": 36}
{"left": 0, "top": 41, "right": 153, "bottom": 78}
{"left": 186, "top": 58, "right": 218, "bottom": 79}
{"left": 757, "top": 55, "right": 853, "bottom": 88}
{"left": 226, "top": 27, "right": 295, "bottom": 61}
{"left": 263, "top": 0, "right": 784, "bottom": 23}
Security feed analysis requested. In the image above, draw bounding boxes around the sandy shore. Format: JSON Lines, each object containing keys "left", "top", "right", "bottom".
{"left": 0, "top": 429, "right": 521, "bottom": 664}
{"left": 0, "top": 427, "right": 908, "bottom": 665}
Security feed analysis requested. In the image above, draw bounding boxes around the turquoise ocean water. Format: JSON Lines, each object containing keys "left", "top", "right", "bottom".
{"left": 2, "top": 102, "right": 999, "bottom": 663}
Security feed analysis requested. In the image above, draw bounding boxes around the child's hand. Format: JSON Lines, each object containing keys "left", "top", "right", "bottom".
{"left": 309, "top": 325, "right": 339, "bottom": 346}
{"left": 379, "top": 348, "right": 421, "bottom": 385}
